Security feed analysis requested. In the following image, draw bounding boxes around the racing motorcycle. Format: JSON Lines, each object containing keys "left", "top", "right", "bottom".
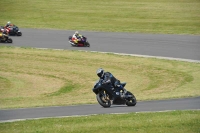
{"left": 92, "top": 79, "right": 137, "bottom": 108}
{"left": 5, "top": 25, "right": 22, "bottom": 36}
{"left": 0, "top": 26, "right": 9, "bottom": 35}
{"left": 0, "top": 34, "right": 13, "bottom": 43}
{"left": 68, "top": 36, "right": 90, "bottom": 47}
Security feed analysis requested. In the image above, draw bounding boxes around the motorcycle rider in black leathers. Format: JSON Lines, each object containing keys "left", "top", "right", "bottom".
{"left": 96, "top": 68, "right": 127, "bottom": 97}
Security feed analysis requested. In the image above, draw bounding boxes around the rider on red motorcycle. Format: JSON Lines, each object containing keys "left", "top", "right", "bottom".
{"left": 5, "top": 21, "right": 14, "bottom": 28}
{"left": 72, "top": 31, "right": 83, "bottom": 45}
{"left": 0, "top": 26, "right": 8, "bottom": 35}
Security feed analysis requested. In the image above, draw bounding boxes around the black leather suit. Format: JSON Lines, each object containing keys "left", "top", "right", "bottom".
{"left": 100, "top": 72, "right": 121, "bottom": 89}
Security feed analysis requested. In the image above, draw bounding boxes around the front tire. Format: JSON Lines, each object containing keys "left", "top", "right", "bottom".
{"left": 85, "top": 42, "right": 90, "bottom": 47}
{"left": 125, "top": 91, "right": 137, "bottom": 106}
{"left": 7, "top": 38, "right": 13, "bottom": 43}
{"left": 96, "top": 90, "right": 111, "bottom": 108}
{"left": 17, "top": 32, "right": 22, "bottom": 36}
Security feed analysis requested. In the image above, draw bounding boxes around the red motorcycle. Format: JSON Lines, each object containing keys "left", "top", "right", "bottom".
{"left": 0, "top": 27, "right": 9, "bottom": 35}
{"left": 5, "top": 25, "right": 22, "bottom": 36}
{"left": 68, "top": 36, "right": 90, "bottom": 47}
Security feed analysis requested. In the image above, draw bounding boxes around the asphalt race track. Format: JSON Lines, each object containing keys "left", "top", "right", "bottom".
{"left": 0, "top": 28, "right": 200, "bottom": 122}
{"left": 4, "top": 28, "right": 200, "bottom": 61}
{"left": 0, "top": 97, "right": 200, "bottom": 123}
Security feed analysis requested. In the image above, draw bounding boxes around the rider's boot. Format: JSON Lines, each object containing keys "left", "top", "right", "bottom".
{"left": 120, "top": 88, "right": 127, "bottom": 98}
{"left": 74, "top": 40, "right": 78, "bottom": 46}
{"left": 123, "top": 88, "right": 127, "bottom": 94}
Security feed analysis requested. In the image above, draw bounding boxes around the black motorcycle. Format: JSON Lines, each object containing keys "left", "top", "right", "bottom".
{"left": 92, "top": 79, "right": 137, "bottom": 108}
{"left": 0, "top": 34, "right": 13, "bottom": 43}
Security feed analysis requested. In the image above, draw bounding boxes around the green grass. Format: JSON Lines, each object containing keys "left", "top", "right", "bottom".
{"left": 0, "top": 0, "right": 200, "bottom": 34}
{"left": 0, "top": 46, "right": 200, "bottom": 109}
{"left": 0, "top": 110, "right": 199, "bottom": 133}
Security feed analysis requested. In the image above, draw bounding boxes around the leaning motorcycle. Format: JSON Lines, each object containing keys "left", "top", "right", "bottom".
{"left": 0, "top": 34, "right": 13, "bottom": 43}
{"left": 92, "top": 79, "right": 137, "bottom": 108}
{"left": 5, "top": 25, "right": 22, "bottom": 36}
{"left": 0, "top": 27, "right": 9, "bottom": 35}
{"left": 68, "top": 36, "right": 90, "bottom": 47}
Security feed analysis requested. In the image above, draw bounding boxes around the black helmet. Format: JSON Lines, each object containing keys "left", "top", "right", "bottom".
{"left": 96, "top": 68, "right": 104, "bottom": 78}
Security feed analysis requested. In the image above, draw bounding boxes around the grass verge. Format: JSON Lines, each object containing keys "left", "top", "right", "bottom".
{"left": 0, "top": 46, "right": 200, "bottom": 109}
{"left": 0, "top": 0, "right": 200, "bottom": 35}
{"left": 0, "top": 110, "right": 199, "bottom": 133}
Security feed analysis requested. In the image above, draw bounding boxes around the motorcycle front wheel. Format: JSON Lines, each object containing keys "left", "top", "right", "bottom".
{"left": 17, "top": 31, "right": 22, "bottom": 36}
{"left": 7, "top": 38, "right": 13, "bottom": 43}
{"left": 84, "top": 42, "right": 90, "bottom": 47}
{"left": 96, "top": 90, "right": 111, "bottom": 108}
{"left": 125, "top": 91, "right": 137, "bottom": 106}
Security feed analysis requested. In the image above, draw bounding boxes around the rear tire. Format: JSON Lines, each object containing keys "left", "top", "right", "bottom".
{"left": 68, "top": 36, "right": 72, "bottom": 40}
{"left": 96, "top": 90, "right": 111, "bottom": 108}
{"left": 125, "top": 91, "right": 137, "bottom": 106}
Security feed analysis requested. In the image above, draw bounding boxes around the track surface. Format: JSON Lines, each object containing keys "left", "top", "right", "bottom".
{"left": 0, "top": 28, "right": 200, "bottom": 122}
{"left": 5, "top": 28, "right": 200, "bottom": 61}
{"left": 0, "top": 97, "right": 199, "bottom": 122}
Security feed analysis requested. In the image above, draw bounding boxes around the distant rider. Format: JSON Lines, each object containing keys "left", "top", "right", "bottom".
{"left": 0, "top": 30, "right": 3, "bottom": 38}
{"left": 96, "top": 68, "right": 127, "bottom": 97}
{"left": 72, "top": 31, "right": 83, "bottom": 45}
{"left": 0, "top": 30, "right": 6, "bottom": 41}
{"left": 0, "top": 27, "right": 8, "bottom": 35}
{"left": 5, "top": 21, "right": 13, "bottom": 28}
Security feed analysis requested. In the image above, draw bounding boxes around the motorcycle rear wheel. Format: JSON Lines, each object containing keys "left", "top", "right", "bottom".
{"left": 125, "top": 91, "right": 137, "bottom": 106}
{"left": 96, "top": 90, "right": 111, "bottom": 108}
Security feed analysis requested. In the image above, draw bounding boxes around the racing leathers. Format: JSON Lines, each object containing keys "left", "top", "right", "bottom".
{"left": 99, "top": 72, "right": 127, "bottom": 95}
{"left": 5, "top": 23, "right": 13, "bottom": 28}
{"left": 72, "top": 33, "right": 82, "bottom": 44}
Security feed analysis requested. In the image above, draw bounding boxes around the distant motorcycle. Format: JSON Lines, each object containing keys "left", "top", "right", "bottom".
{"left": 0, "top": 27, "right": 9, "bottom": 35}
{"left": 92, "top": 79, "right": 137, "bottom": 108}
{"left": 5, "top": 25, "right": 22, "bottom": 36}
{"left": 0, "top": 34, "right": 13, "bottom": 43}
{"left": 68, "top": 36, "right": 90, "bottom": 47}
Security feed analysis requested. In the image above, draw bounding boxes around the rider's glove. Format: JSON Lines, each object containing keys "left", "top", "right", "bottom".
{"left": 116, "top": 84, "right": 121, "bottom": 87}
{"left": 102, "top": 80, "right": 111, "bottom": 84}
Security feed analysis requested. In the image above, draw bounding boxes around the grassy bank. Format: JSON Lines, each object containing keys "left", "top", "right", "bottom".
{"left": 0, "top": 46, "right": 199, "bottom": 109}
{"left": 0, "top": 0, "right": 200, "bottom": 35}
{"left": 0, "top": 110, "right": 199, "bottom": 133}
